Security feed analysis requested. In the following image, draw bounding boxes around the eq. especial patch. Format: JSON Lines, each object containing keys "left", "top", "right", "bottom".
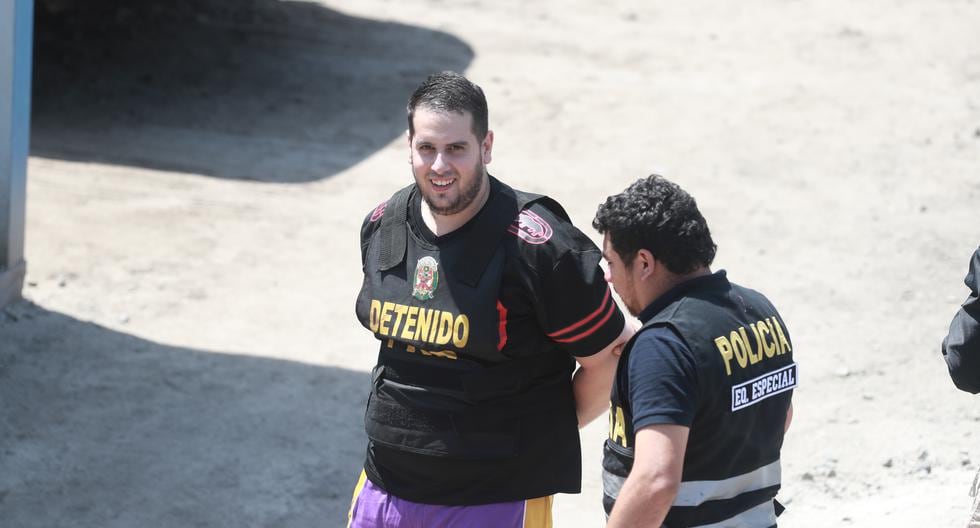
{"left": 731, "top": 363, "right": 797, "bottom": 411}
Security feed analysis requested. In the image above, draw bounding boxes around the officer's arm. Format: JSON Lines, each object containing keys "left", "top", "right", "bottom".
{"left": 943, "top": 248, "right": 980, "bottom": 393}
{"left": 606, "top": 424, "right": 688, "bottom": 528}
{"left": 944, "top": 307, "right": 980, "bottom": 393}
{"left": 785, "top": 402, "right": 794, "bottom": 433}
{"left": 573, "top": 322, "right": 634, "bottom": 427}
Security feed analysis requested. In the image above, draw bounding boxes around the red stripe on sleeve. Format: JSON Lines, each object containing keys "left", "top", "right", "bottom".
{"left": 496, "top": 300, "right": 508, "bottom": 351}
{"left": 550, "top": 300, "right": 616, "bottom": 343}
{"left": 547, "top": 287, "right": 612, "bottom": 339}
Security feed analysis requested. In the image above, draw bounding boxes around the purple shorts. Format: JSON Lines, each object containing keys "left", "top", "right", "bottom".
{"left": 347, "top": 471, "right": 553, "bottom": 528}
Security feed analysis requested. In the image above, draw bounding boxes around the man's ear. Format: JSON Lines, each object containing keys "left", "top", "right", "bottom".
{"left": 482, "top": 130, "right": 494, "bottom": 164}
{"left": 636, "top": 249, "right": 657, "bottom": 280}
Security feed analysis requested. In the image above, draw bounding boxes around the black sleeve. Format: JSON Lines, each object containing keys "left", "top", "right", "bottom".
{"left": 943, "top": 247, "right": 980, "bottom": 393}
{"left": 628, "top": 326, "right": 699, "bottom": 430}
{"left": 531, "top": 218, "right": 626, "bottom": 358}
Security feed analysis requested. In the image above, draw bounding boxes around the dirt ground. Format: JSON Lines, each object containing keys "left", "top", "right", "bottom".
{"left": 2, "top": 0, "right": 979, "bottom": 526}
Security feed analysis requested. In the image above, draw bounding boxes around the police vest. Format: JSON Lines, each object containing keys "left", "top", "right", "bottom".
{"left": 355, "top": 176, "right": 584, "bottom": 504}
{"left": 603, "top": 273, "right": 795, "bottom": 526}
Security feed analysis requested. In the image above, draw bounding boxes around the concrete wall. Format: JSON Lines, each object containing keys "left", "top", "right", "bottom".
{"left": 0, "top": 0, "right": 33, "bottom": 307}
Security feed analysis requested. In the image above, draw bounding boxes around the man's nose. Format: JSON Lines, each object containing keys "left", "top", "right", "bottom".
{"left": 603, "top": 268, "right": 612, "bottom": 283}
{"left": 431, "top": 153, "right": 450, "bottom": 173}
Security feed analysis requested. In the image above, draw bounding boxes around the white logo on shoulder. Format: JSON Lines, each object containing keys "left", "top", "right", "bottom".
{"left": 507, "top": 209, "right": 553, "bottom": 244}
{"left": 731, "top": 363, "right": 797, "bottom": 411}
{"left": 369, "top": 200, "right": 388, "bottom": 222}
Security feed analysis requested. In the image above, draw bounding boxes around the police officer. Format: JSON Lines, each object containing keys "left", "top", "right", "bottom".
{"left": 349, "top": 72, "right": 631, "bottom": 527}
{"left": 941, "top": 246, "right": 980, "bottom": 527}
{"left": 593, "top": 175, "right": 795, "bottom": 527}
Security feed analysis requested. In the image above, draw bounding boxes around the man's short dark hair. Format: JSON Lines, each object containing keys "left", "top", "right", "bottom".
{"left": 593, "top": 175, "right": 716, "bottom": 274}
{"left": 407, "top": 71, "right": 489, "bottom": 141}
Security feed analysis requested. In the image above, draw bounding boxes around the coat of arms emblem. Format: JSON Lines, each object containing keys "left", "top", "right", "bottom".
{"left": 412, "top": 256, "right": 439, "bottom": 301}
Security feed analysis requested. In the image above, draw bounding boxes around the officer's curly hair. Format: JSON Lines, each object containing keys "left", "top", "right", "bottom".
{"left": 593, "top": 175, "right": 716, "bottom": 274}
{"left": 408, "top": 71, "right": 489, "bottom": 141}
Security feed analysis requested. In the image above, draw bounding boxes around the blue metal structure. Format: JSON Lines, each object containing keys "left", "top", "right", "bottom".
{"left": 0, "top": 0, "right": 32, "bottom": 307}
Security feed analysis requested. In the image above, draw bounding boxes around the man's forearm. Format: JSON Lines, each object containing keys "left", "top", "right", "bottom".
{"left": 572, "top": 357, "right": 617, "bottom": 427}
{"left": 606, "top": 472, "right": 676, "bottom": 528}
{"left": 573, "top": 323, "right": 633, "bottom": 427}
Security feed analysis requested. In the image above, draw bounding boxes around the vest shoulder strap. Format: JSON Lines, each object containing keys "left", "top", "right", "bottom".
{"left": 377, "top": 184, "right": 415, "bottom": 271}
{"left": 455, "top": 177, "right": 518, "bottom": 286}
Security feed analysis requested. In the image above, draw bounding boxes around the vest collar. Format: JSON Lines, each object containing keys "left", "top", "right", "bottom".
{"left": 377, "top": 176, "right": 520, "bottom": 288}
{"left": 638, "top": 270, "right": 729, "bottom": 323}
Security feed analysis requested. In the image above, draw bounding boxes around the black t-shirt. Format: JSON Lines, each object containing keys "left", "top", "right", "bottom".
{"left": 356, "top": 178, "right": 626, "bottom": 504}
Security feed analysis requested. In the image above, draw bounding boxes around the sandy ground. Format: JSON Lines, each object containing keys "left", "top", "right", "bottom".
{"left": 2, "top": 0, "right": 980, "bottom": 526}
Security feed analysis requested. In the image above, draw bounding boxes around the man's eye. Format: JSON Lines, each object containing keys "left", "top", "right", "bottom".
{"left": 448, "top": 145, "right": 464, "bottom": 152}
{"left": 418, "top": 145, "right": 434, "bottom": 152}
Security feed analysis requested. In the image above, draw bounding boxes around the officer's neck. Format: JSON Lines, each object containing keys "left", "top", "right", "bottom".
{"left": 420, "top": 177, "right": 491, "bottom": 237}
{"left": 642, "top": 266, "right": 712, "bottom": 308}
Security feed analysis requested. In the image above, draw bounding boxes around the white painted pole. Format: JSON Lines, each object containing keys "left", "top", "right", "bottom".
{"left": 0, "top": 0, "right": 32, "bottom": 307}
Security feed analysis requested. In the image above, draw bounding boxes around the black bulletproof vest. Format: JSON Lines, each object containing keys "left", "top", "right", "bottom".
{"left": 603, "top": 273, "right": 795, "bottom": 526}
{"left": 356, "top": 177, "right": 585, "bottom": 502}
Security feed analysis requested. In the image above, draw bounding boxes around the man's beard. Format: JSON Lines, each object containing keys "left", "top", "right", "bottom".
{"left": 420, "top": 161, "right": 486, "bottom": 216}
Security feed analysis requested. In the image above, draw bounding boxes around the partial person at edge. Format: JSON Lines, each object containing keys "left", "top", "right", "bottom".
{"left": 943, "top": 246, "right": 980, "bottom": 393}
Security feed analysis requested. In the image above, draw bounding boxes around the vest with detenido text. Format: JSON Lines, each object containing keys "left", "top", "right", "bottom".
{"left": 356, "top": 176, "right": 624, "bottom": 505}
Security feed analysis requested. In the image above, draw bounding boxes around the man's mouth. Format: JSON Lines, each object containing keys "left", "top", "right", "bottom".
{"left": 430, "top": 177, "right": 456, "bottom": 189}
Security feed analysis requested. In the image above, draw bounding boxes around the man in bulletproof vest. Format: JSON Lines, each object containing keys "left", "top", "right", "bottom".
{"left": 941, "top": 246, "right": 980, "bottom": 527}
{"left": 593, "top": 175, "right": 795, "bottom": 527}
{"left": 348, "top": 71, "right": 633, "bottom": 527}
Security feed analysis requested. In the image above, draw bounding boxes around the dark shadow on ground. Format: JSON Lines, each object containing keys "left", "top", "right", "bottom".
{"left": 0, "top": 301, "right": 369, "bottom": 528}
{"left": 30, "top": 0, "right": 474, "bottom": 183}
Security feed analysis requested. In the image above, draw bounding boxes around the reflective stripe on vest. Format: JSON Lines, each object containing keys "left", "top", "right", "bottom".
{"left": 602, "top": 459, "right": 780, "bottom": 525}
{"left": 675, "top": 459, "right": 781, "bottom": 507}
{"left": 602, "top": 467, "right": 626, "bottom": 501}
